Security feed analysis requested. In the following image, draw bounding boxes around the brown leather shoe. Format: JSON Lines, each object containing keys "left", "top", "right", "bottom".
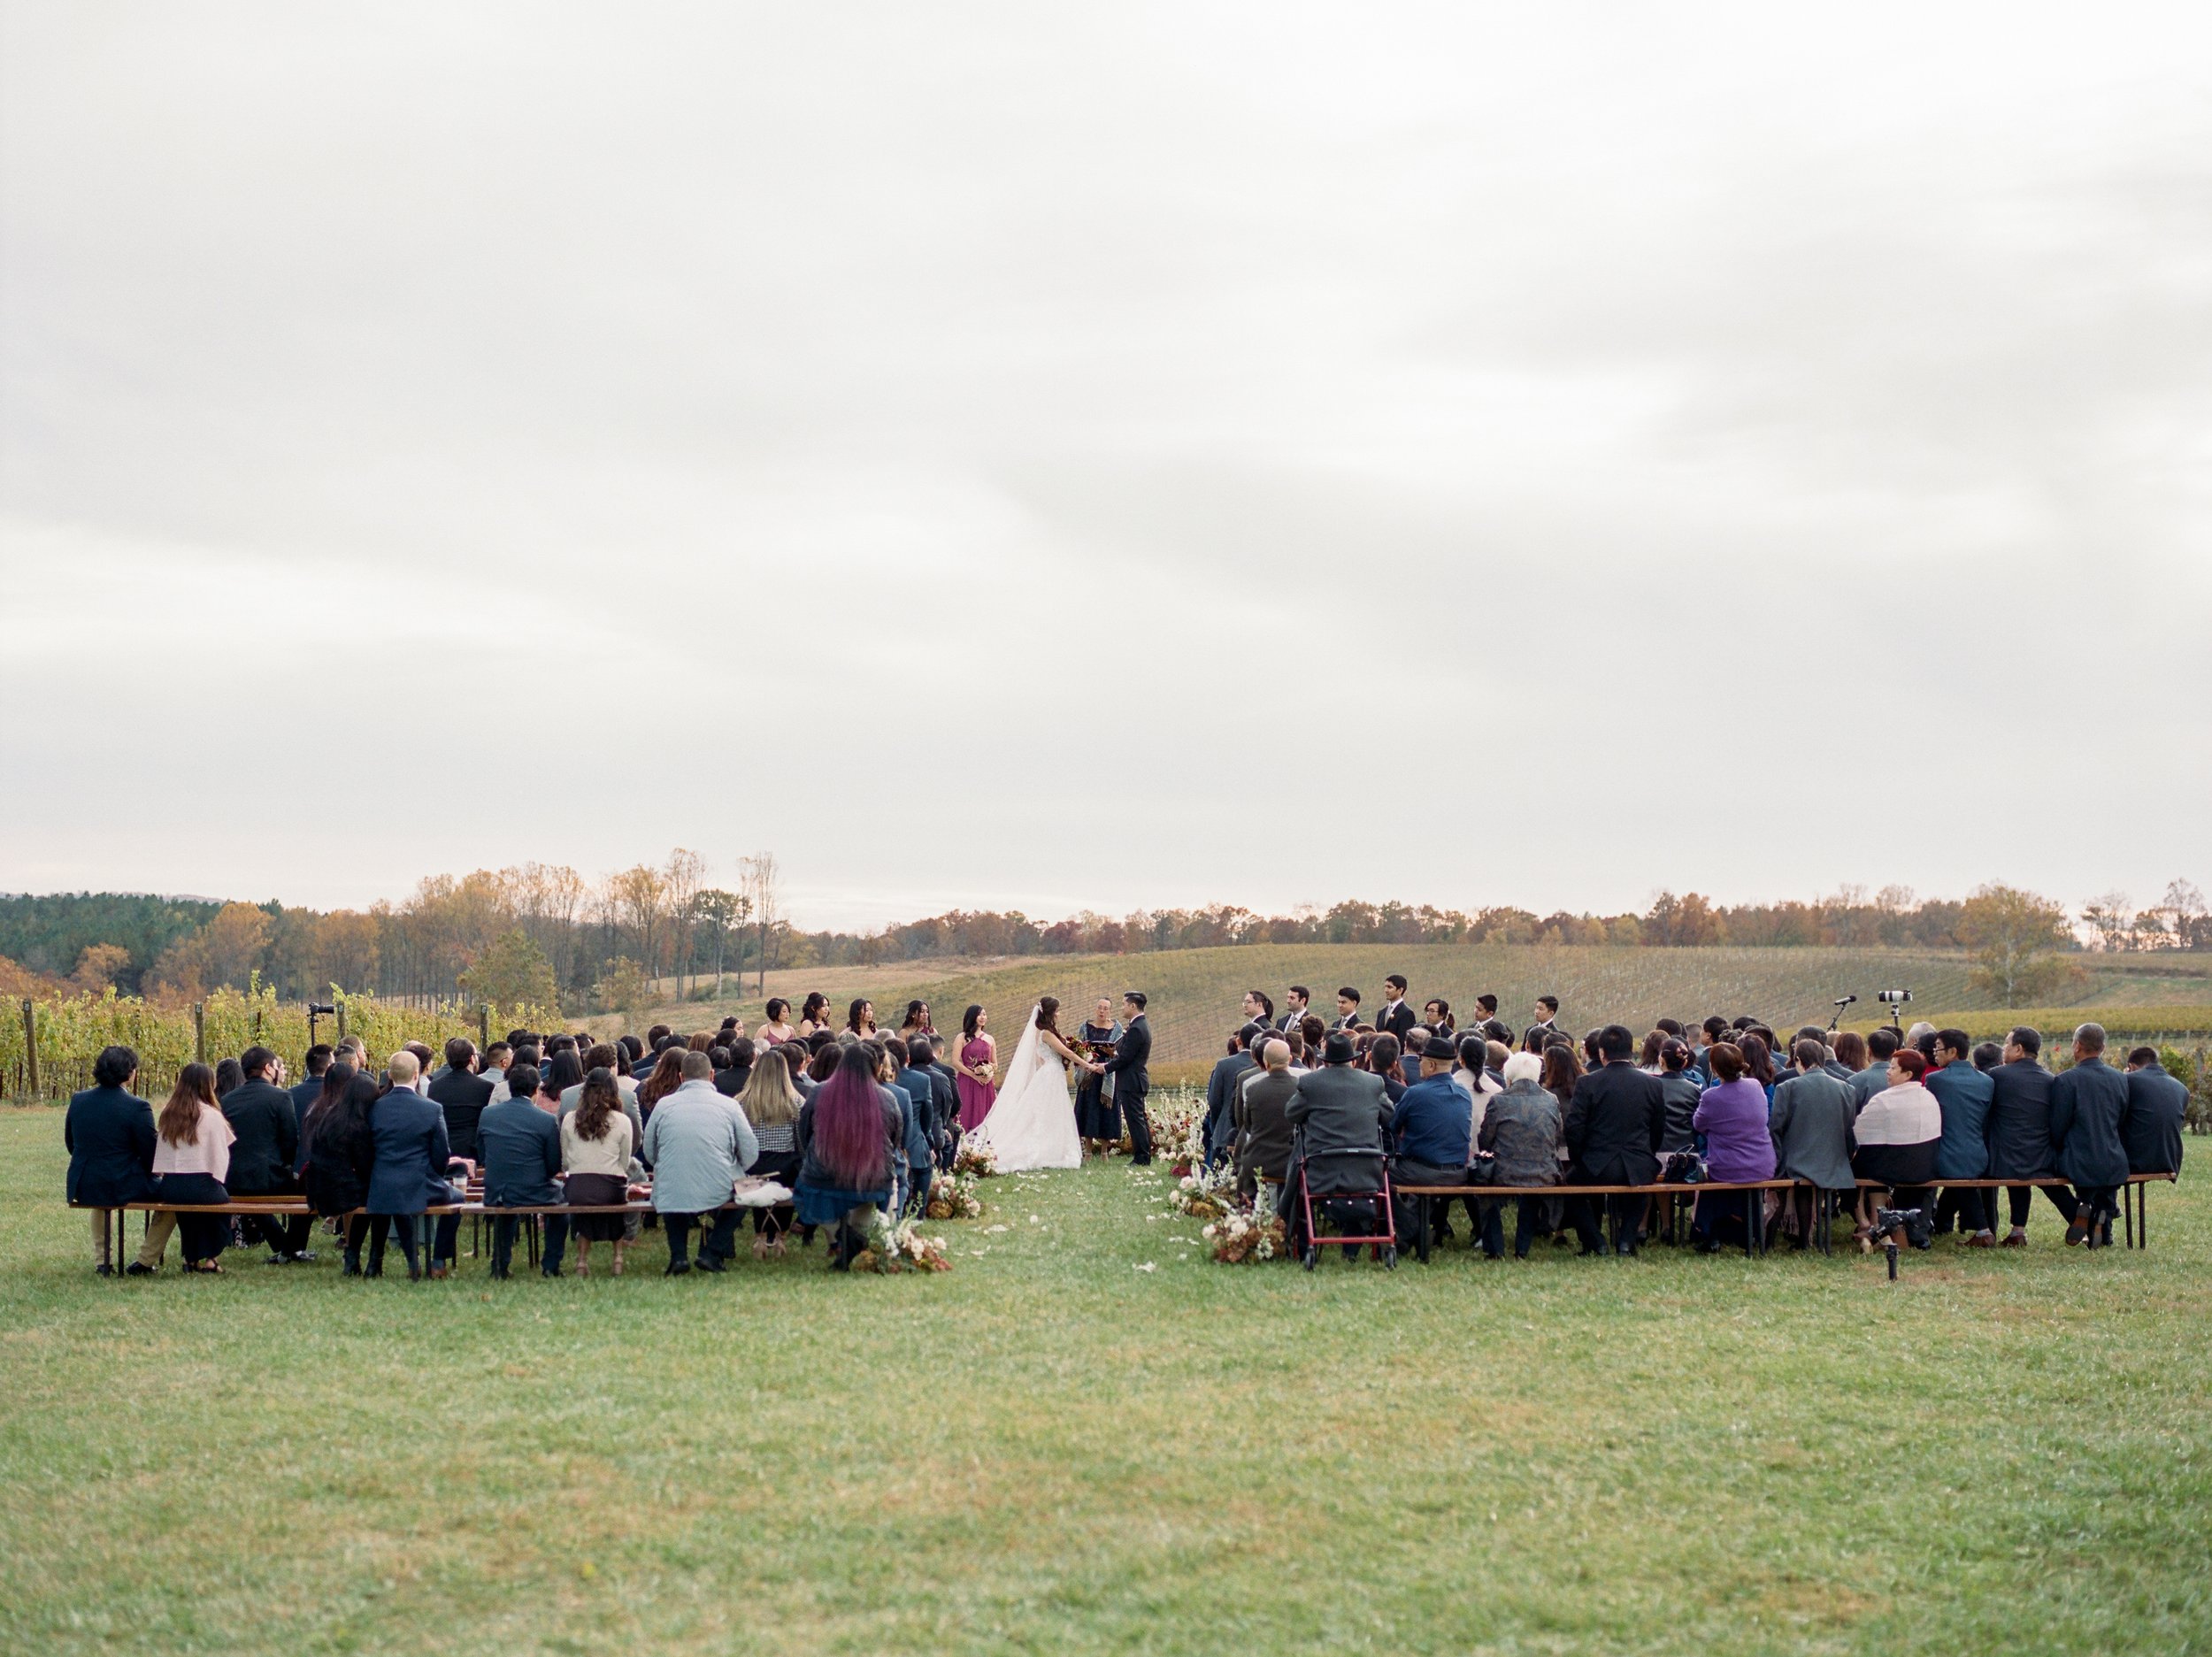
{"left": 2065, "top": 1213, "right": 2090, "bottom": 1247}
{"left": 1999, "top": 1231, "right": 2027, "bottom": 1247}
{"left": 1963, "top": 1231, "right": 1995, "bottom": 1248}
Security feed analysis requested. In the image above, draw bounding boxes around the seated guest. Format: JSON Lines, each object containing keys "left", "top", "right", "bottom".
{"left": 303, "top": 1065, "right": 379, "bottom": 1274}
{"left": 741, "top": 1053, "right": 806, "bottom": 1253}
{"left": 643, "top": 1052, "right": 759, "bottom": 1275}
{"left": 476, "top": 1062, "right": 567, "bottom": 1280}
{"left": 1849, "top": 1026, "right": 1902, "bottom": 1111}
{"left": 290, "top": 1043, "right": 334, "bottom": 1159}
{"left": 895, "top": 1037, "right": 944, "bottom": 1177}
{"left": 1366, "top": 1034, "right": 1406, "bottom": 1105}
{"left": 1768, "top": 1038, "right": 1857, "bottom": 1249}
{"left": 364, "top": 1049, "right": 465, "bottom": 1280}
{"left": 213, "top": 1056, "right": 245, "bottom": 1100}
{"left": 1655, "top": 1038, "right": 1701, "bottom": 1153}
{"left": 1453, "top": 1032, "right": 1502, "bottom": 1112}
{"left": 2048, "top": 1023, "right": 2132, "bottom": 1247}
{"left": 637, "top": 1046, "right": 687, "bottom": 1120}
{"left": 1563, "top": 1024, "right": 1665, "bottom": 1256}
{"left": 2124, "top": 1046, "right": 2188, "bottom": 1178}
{"left": 1391, "top": 1037, "right": 1478, "bottom": 1245}
{"left": 427, "top": 1037, "right": 495, "bottom": 1166}
{"left": 1972, "top": 1040, "right": 2002, "bottom": 1072}
{"left": 480, "top": 1041, "right": 511, "bottom": 1090}
{"left": 1279, "top": 1032, "right": 1394, "bottom": 1243}
{"left": 873, "top": 1041, "right": 932, "bottom": 1216}
{"left": 1396, "top": 1026, "right": 1430, "bottom": 1088}
{"left": 1830, "top": 1031, "right": 1868, "bottom": 1087}
{"left": 151, "top": 1062, "right": 237, "bottom": 1274}
{"left": 1926, "top": 1027, "right": 1997, "bottom": 1245}
{"left": 1689, "top": 1043, "right": 1778, "bottom": 1252}
{"left": 563, "top": 1067, "right": 638, "bottom": 1277}
{"left": 487, "top": 1043, "right": 541, "bottom": 1105}
{"left": 1985, "top": 1024, "right": 2075, "bottom": 1245}
{"left": 1478, "top": 1053, "right": 1563, "bottom": 1260}
{"left": 221, "top": 1045, "right": 309, "bottom": 1262}
{"left": 794, "top": 1042, "right": 903, "bottom": 1270}
{"left": 1233, "top": 1039, "right": 1299, "bottom": 1202}
{"left": 1851, "top": 1047, "right": 1942, "bottom": 1243}
{"left": 558, "top": 1045, "right": 646, "bottom": 1147}
{"left": 1204, "top": 1025, "right": 1260, "bottom": 1165}
{"left": 64, "top": 1044, "right": 157, "bottom": 1277}
{"left": 715, "top": 1037, "right": 756, "bottom": 1099}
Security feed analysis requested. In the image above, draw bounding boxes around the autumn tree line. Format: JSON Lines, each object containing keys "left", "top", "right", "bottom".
{"left": 0, "top": 865, "right": 2204, "bottom": 1016}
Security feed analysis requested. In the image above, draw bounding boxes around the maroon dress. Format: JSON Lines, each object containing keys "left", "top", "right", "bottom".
{"left": 956, "top": 1036, "right": 997, "bottom": 1132}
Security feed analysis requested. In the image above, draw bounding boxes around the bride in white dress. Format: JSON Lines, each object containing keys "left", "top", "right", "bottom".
{"left": 972, "top": 996, "right": 1089, "bottom": 1171}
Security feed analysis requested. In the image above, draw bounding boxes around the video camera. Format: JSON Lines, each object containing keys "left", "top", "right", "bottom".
{"left": 306, "top": 1001, "right": 337, "bottom": 1044}
{"left": 1875, "top": 988, "right": 1911, "bottom": 1028}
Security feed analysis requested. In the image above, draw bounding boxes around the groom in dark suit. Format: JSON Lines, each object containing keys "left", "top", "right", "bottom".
{"left": 1102, "top": 993, "right": 1154, "bottom": 1164}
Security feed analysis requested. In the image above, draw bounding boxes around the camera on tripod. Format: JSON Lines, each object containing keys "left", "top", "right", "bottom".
{"left": 1875, "top": 988, "right": 1911, "bottom": 1028}
{"left": 306, "top": 1001, "right": 337, "bottom": 1043}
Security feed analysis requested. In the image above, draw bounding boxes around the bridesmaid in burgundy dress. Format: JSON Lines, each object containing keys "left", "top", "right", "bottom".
{"left": 955, "top": 1003, "right": 997, "bottom": 1132}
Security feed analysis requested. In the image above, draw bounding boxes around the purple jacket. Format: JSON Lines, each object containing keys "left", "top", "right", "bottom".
{"left": 1693, "top": 1078, "right": 1778, "bottom": 1183}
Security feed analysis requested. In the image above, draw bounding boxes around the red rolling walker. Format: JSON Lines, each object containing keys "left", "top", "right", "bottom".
{"left": 1291, "top": 1145, "right": 1398, "bottom": 1270}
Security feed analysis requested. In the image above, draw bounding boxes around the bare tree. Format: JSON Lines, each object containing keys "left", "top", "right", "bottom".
{"left": 738, "top": 852, "right": 782, "bottom": 994}
{"left": 664, "top": 848, "right": 708, "bottom": 998}
{"left": 2080, "top": 891, "right": 2135, "bottom": 953}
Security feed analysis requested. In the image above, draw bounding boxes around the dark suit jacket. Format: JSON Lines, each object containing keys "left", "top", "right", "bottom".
{"left": 289, "top": 1077, "right": 325, "bottom": 1172}
{"left": 64, "top": 1084, "right": 157, "bottom": 1207}
{"left": 1103, "top": 1016, "right": 1151, "bottom": 1099}
{"left": 1376, "top": 1001, "right": 1417, "bottom": 1041}
{"left": 1205, "top": 1051, "right": 1256, "bottom": 1149}
{"left": 1285, "top": 1065, "right": 1392, "bottom": 1156}
{"left": 2124, "top": 1063, "right": 2188, "bottom": 1175}
{"left": 365, "top": 1087, "right": 457, "bottom": 1215}
{"left": 714, "top": 1063, "right": 751, "bottom": 1099}
{"left": 1523, "top": 1019, "right": 1562, "bottom": 1053}
{"left": 426, "top": 1066, "right": 495, "bottom": 1160}
{"left": 1234, "top": 1068, "right": 1299, "bottom": 1190}
{"left": 898, "top": 1067, "right": 943, "bottom": 1140}
{"left": 220, "top": 1078, "right": 301, "bottom": 1194}
{"left": 2048, "top": 1057, "right": 2131, "bottom": 1188}
{"left": 476, "top": 1096, "right": 564, "bottom": 1206}
{"left": 1563, "top": 1061, "right": 1665, "bottom": 1185}
{"left": 1985, "top": 1060, "right": 2058, "bottom": 1179}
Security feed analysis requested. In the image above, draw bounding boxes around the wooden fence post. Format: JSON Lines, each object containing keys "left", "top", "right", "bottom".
{"left": 193, "top": 1001, "right": 206, "bottom": 1064}
{"left": 479, "top": 1002, "right": 490, "bottom": 1051}
{"left": 19, "top": 1000, "right": 36, "bottom": 1100}
{"left": 335, "top": 999, "right": 348, "bottom": 1045}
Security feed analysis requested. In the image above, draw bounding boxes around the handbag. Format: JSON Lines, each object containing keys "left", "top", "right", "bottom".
{"left": 1464, "top": 1150, "right": 1500, "bottom": 1186}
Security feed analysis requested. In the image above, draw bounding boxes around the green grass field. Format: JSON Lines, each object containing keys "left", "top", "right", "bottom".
{"left": 635, "top": 944, "right": 2212, "bottom": 1081}
{"left": 3, "top": 1108, "right": 2207, "bottom": 1655}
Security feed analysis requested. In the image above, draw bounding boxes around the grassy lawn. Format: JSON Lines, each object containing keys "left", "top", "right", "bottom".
{"left": 1, "top": 1106, "right": 2206, "bottom": 1655}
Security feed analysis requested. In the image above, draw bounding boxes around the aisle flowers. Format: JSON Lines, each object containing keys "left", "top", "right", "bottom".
{"left": 1202, "top": 1205, "right": 1286, "bottom": 1264}
{"left": 1169, "top": 1161, "right": 1233, "bottom": 1222}
{"left": 925, "top": 1170, "right": 987, "bottom": 1221}
{"left": 850, "top": 1214, "right": 953, "bottom": 1274}
{"left": 953, "top": 1136, "right": 999, "bottom": 1178}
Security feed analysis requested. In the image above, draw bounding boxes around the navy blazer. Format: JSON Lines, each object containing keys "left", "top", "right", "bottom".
{"left": 364, "top": 1086, "right": 458, "bottom": 1214}
{"left": 221, "top": 1078, "right": 301, "bottom": 1193}
{"left": 476, "top": 1096, "right": 565, "bottom": 1206}
{"left": 897, "top": 1067, "right": 943, "bottom": 1139}
{"left": 2124, "top": 1063, "right": 2188, "bottom": 1175}
{"left": 289, "top": 1077, "right": 325, "bottom": 1172}
{"left": 2048, "top": 1057, "right": 2131, "bottom": 1188}
{"left": 64, "top": 1084, "right": 157, "bottom": 1208}
{"left": 426, "top": 1066, "right": 495, "bottom": 1160}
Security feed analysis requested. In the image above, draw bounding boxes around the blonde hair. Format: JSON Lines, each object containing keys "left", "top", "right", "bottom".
{"left": 387, "top": 1049, "right": 421, "bottom": 1084}
{"left": 741, "top": 1055, "right": 800, "bottom": 1128}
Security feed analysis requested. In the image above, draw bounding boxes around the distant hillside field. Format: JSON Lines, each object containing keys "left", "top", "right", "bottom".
{"left": 622, "top": 943, "right": 2212, "bottom": 1080}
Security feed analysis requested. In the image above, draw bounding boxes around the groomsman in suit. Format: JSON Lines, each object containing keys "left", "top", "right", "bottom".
{"left": 1276, "top": 986, "right": 1311, "bottom": 1032}
{"left": 1240, "top": 988, "right": 1274, "bottom": 1029}
{"left": 1332, "top": 987, "right": 1363, "bottom": 1031}
{"left": 1103, "top": 993, "right": 1154, "bottom": 1164}
{"left": 1472, "top": 994, "right": 1500, "bottom": 1030}
{"left": 1375, "top": 976, "right": 1417, "bottom": 1041}
{"left": 1523, "top": 995, "right": 1562, "bottom": 1052}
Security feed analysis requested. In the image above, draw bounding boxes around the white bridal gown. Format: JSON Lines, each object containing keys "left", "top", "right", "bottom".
{"left": 972, "top": 1006, "right": 1083, "bottom": 1171}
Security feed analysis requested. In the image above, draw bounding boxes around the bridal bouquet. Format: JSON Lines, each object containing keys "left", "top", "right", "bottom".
{"left": 1202, "top": 1206, "right": 1286, "bottom": 1265}
{"left": 851, "top": 1213, "right": 952, "bottom": 1275}
{"left": 953, "top": 1136, "right": 999, "bottom": 1178}
{"left": 925, "top": 1171, "right": 986, "bottom": 1221}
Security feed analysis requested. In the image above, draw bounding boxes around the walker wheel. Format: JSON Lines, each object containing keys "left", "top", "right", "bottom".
{"left": 1302, "top": 1244, "right": 1318, "bottom": 1271}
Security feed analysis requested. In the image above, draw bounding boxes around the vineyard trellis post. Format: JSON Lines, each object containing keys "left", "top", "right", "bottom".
{"left": 193, "top": 1001, "right": 205, "bottom": 1064}
{"left": 478, "top": 1002, "right": 490, "bottom": 1051}
{"left": 19, "top": 1000, "right": 36, "bottom": 1100}
{"left": 335, "top": 998, "right": 348, "bottom": 1045}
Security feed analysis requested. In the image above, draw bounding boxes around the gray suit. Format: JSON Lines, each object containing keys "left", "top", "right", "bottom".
{"left": 1770, "top": 1069, "right": 1858, "bottom": 1191}
{"left": 1285, "top": 1065, "right": 1393, "bottom": 1156}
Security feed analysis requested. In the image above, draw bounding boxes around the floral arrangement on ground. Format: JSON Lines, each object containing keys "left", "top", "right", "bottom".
{"left": 850, "top": 1214, "right": 952, "bottom": 1275}
{"left": 925, "top": 1170, "right": 987, "bottom": 1221}
{"left": 1202, "top": 1205, "right": 1286, "bottom": 1264}
{"left": 953, "top": 1136, "right": 999, "bottom": 1177}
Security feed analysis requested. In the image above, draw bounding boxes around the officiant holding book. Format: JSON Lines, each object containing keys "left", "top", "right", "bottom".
{"left": 1073, "top": 997, "right": 1122, "bottom": 1152}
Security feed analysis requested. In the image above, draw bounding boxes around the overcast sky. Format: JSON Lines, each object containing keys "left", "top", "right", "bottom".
{"left": 3, "top": 4, "right": 2208, "bottom": 930}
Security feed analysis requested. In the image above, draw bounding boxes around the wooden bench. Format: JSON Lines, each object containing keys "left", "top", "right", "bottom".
{"left": 1391, "top": 1171, "right": 2179, "bottom": 1263}
{"left": 1391, "top": 1178, "right": 1804, "bottom": 1262}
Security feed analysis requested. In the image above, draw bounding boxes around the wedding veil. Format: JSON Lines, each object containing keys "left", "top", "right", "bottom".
{"left": 994, "top": 1005, "right": 1044, "bottom": 1106}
